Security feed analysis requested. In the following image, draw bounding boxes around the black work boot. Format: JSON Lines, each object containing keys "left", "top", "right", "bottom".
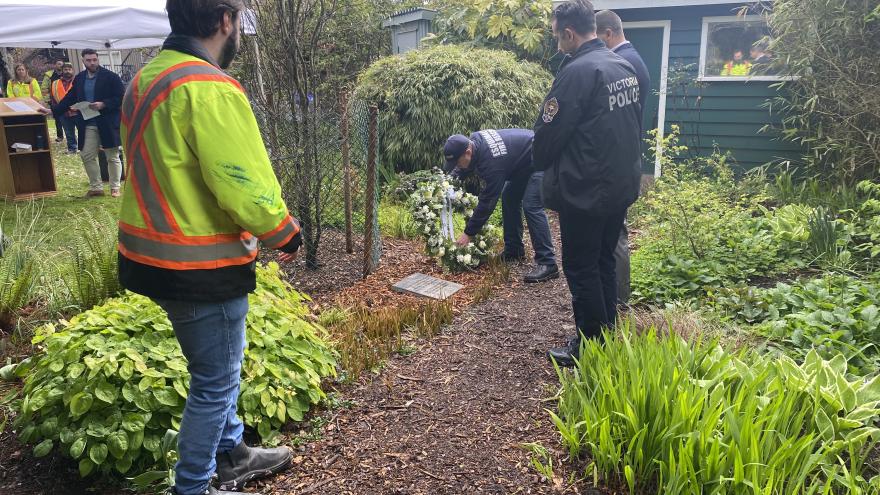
{"left": 547, "top": 338, "right": 580, "bottom": 368}
{"left": 215, "top": 442, "right": 292, "bottom": 491}
{"left": 524, "top": 264, "right": 559, "bottom": 283}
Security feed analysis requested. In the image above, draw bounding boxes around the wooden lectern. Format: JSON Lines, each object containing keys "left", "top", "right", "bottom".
{"left": 0, "top": 97, "right": 58, "bottom": 201}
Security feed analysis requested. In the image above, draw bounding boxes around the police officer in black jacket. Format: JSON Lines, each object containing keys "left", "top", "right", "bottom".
{"left": 534, "top": 0, "right": 642, "bottom": 367}
{"left": 445, "top": 129, "right": 559, "bottom": 283}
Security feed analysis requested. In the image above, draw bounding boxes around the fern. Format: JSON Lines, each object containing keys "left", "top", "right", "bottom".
{"left": 50, "top": 210, "right": 122, "bottom": 313}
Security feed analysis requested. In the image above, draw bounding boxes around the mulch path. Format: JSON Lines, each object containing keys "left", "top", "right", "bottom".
{"left": 254, "top": 266, "right": 611, "bottom": 494}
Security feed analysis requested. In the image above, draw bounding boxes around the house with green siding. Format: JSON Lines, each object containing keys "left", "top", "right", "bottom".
{"left": 585, "top": 0, "right": 802, "bottom": 175}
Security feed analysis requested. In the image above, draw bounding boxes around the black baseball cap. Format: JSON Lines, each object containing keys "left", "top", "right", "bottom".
{"left": 443, "top": 134, "right": 471, "bottom": 173}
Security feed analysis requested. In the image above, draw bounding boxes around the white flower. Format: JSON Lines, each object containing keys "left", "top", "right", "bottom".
{"left": 462, "top": 254, "right": 472, "bottom": 264}
{"left": 479, "top": 241, "right": 486, "bottom": 249}
{"left": 456, "top": 254, "right": 464, "bottom": 263}
{"left": 427, "top": 212, "right": 436, "bottom": 220}
{"left": 421, "top": 205, "right": 430, "bottom": 213}
{"left": 466, "top": 210, "right": 474, "bottom": 217}
{"left": 442, "top": 181, "right": 450, "bottom": 188}
{"left": 424, "top": 226, "right": 431, "bottom": 234}
{"left": 437, "top": 247, "right": 445, "bottom": 256}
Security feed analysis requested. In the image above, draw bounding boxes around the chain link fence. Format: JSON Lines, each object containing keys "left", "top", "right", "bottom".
{"left": 254, "top": 92, "right": 381, "bottom": 275}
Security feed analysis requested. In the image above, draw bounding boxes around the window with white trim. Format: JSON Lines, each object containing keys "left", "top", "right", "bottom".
{"left": 699, "top": 16, "right": 787, "bottom": 81}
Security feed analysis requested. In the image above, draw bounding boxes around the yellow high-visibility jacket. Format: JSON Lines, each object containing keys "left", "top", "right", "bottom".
{"left": 6, "top": 79, "right": 41, "bottom": 99}
{"left": 721, "top": 61, "right": 752, "bottom": 77}
{"left": 118, "top": 48, "right": 300, "bottom": 301}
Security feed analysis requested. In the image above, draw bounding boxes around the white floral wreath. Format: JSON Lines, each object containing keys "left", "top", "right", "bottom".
{"left": 408, "top": 172, "right": 500, "bottom": 272}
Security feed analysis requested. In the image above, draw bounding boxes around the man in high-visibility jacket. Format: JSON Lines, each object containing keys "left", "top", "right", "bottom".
{"left": 721, "top": 49, "right": 752, "bottom": 77}
{"left": 49, "top": 63, "right": 78, "bottom": 154}
{"left": 118, "top": 1, "right": 301, "bottom": 494}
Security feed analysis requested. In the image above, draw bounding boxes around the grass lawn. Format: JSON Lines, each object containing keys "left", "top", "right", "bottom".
{"left": 0, "top": 121, "right": 120, "bottom": 252}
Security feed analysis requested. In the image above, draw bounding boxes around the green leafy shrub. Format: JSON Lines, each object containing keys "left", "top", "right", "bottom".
{"left": 715, "top": 274, "right": 880, "bottom": 375}
{"left": 8, "top": 263, "right": 336, "bottom": 477}
{"left": 353, "top": 45, "right": 551, "bottom": 173}
{"left": 631, "top": 175, "right": 805, "bottom": 305}
{"left": 427, "top": 0, "right": 554, "bottom": 63}
{"left": 552, "top": 326, "right": 880, "bottom": 493}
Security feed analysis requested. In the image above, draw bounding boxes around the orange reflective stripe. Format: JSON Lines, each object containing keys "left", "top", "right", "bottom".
{"left": 258, "top": 215, "right": 300, "bottom": 249}
{"left": 118, "top": 228, "right": 258, "bottom": 269}
{"left": 119, "top": 221, "right": 250, "bottom": 246}
{"left": 119, "top": 244, "right": 257, "bottom": 270}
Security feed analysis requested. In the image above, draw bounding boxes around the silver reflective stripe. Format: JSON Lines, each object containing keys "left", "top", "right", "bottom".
{"left": 122, "top": 82, "right": 136, "bottom": 123}
{"left": 131, "top": 145, "right": 175, "bottom": 234}
{"left": 118, "top": 230, "right": 257, "bottom": 263}
{"left": 261, "top": 219, "right": 297, "bottom": 248}
{"left": 126, "top": 63, "right": 225, "bottom": 147}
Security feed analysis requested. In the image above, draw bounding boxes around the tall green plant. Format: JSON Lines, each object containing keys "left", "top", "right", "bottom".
{"left": 353, "top": 45, "right": 551, "bottom": 173}
{"left": 0, "top": 204, "right": 50, "bottom": 331}
{"left": 767, "top": 0, "right": 880, "bottom": 182}
{"left": 552, "top": 326, "right": 880, "bottom": 493}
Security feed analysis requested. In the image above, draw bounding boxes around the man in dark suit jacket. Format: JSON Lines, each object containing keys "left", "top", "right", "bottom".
{"left": 596, "top": 9, "right": 652, "bottom": 305}
{"left": 54, "top": 48, "right": 125, "bottom": 198}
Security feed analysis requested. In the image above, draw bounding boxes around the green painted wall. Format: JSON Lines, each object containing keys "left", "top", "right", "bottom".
{"left": 618, "top": 4, "right": 803, "bottom": 171}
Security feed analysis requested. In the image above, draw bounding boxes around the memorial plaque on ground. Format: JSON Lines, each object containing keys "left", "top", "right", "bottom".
{"left": 392, "top": 273, "right": 463, "bottom": 300}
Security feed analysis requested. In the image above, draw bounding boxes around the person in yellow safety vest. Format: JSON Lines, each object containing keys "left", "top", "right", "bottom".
{"left": 50, "top": 63, "right": 79, "bottom": 153}
{"left": 6, "top": 63, "right": 42, "bottom": 101}
{"left": 117, "top": 1, "right": 300, "bottom": 494}
{"left": 721, "top": 49, "right": 752, "bottom": 77}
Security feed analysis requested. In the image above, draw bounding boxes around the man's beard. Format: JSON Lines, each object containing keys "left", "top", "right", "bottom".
{"left": 218, "top": 32, "right": 239, "bottom": 69}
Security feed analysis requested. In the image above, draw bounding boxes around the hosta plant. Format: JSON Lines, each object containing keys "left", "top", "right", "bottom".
{"left": 7, "top": 263, "right": 336, "bottom": 477}
{"left": 552, "top": 325, "right": 880, "bottom": 494}
{"left": 408, "top": 170, "right": 500, "bottom": 272}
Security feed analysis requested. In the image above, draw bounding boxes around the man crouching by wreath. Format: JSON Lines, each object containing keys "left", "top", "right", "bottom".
{"left": 443, "top": 129, "right": 559, "bottom": 283}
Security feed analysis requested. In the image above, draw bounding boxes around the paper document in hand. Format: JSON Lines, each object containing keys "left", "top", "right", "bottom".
{"left": 72, "top": 101, "right": 100, "bottom": 120}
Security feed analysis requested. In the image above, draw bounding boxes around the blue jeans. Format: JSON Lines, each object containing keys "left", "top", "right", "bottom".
{"left": 58, "top": 114, "right": 77, "bottom": 152}
{"left": 154, "top": 296, "right": 248, "bottom": 495}
{"left": 501, "top": 171, "right": 557, "bottom": 266}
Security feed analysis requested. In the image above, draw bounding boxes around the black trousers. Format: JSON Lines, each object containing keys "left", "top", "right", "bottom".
{"left": 559, "top": 208, "right": 628, "bottom": 340}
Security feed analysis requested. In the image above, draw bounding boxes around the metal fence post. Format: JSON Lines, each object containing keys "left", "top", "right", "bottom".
{"left": 340, "top": 92, "right": 354, "bottom": 254}
{"left": 363, "top": 105, "right": 379, "bottom": 278}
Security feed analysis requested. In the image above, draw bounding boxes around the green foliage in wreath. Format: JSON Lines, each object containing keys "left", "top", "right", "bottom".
{"left": 408, "top": 171, "right": 500, "bottom": 271}
{"left": 6, "top": 263, "right": 336, "bottom": 477}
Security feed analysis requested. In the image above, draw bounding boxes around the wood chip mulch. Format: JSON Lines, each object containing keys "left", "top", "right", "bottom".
{"left": 256, "top": 263, "right": 613, "bottom": 495}
{"left": 276, "top": 229, "right": 515, "bottom": 311}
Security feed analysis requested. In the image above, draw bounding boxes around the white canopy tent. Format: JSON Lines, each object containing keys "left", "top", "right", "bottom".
{"left": 0, "top": 0, "right": 171, "bottom": 49}
{"left": 0, "top": 1, "right": 257, "bottom": 49}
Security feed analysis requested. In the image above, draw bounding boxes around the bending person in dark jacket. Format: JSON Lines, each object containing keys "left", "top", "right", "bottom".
{"left": 534, "top": 0, "right": 642, "bottom": 367}
{"left": 54, "top": 48, "right": 125, "bottom": 198}
{"left": 444, "top": 129, "right": 559, "bottom": 283}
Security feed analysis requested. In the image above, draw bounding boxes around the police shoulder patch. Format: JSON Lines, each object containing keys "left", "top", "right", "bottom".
{"left": 542, "top": 97, "right": 559, "bottom": 123}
